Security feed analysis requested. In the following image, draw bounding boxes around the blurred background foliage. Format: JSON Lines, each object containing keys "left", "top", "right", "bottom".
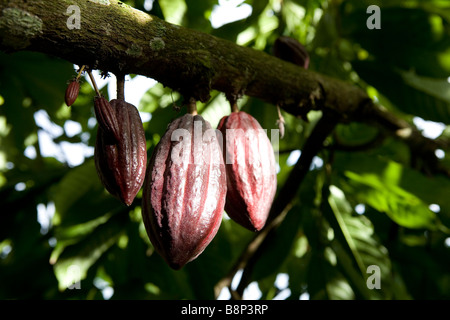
{"left": 1, "top": 0, "right": 450, "bottom": 300}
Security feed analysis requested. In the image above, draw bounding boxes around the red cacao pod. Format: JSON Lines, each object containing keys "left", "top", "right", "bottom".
{"left": 94, "top": 96, "right": 121, "bottom": 143}
{"left": 141, "top": 114, "right": 226, "bottom": 269}
{"left": 273, "top": 36, "right": 310, "bottom": 69}
{"left": 95, "top": 99, "right": 147, "bottom": 206}
{"left": 217, "top": 111, "right": 277, "bottom": 231}
{"left": 65, "top": 80, "right": 80, "bottom": 106}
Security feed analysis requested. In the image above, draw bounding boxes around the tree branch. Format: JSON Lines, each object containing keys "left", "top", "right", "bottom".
{"left": 0, "top": 0, "right": 366, "bottom": 114}
{"left": 356, "top": 100, "right": 450, "bottom": 177}
{"left": 1, "top": 0, "right": 444, "bottom": 170}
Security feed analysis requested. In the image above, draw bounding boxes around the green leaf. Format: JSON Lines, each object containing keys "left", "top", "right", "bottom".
{"left": 353, "top": 61, "right": 450, "bottom": 124}
{"left": 184, "top": 0, "right": 215, "bottom": 31}
{"left": 158, "top": 0, "right": 187, "bottom": 25}
{"left": 50, "top": 159, "right": 124, "bottom": 227}
{"left": 341, "top": 5, "right": 450, "bottom": 78}
{"left": 400, "top": 70, "right": 450, "bottom": 103}
{"left": 51, "top": 160, "right": 98, "bottom": 224}
{"left": 250, "top": 203, "right": 304, "bottom": 282}
{"left": 333, "top": 151, "right": 449, "bottom": 228}
{"left": 53, "top": 213, "right": 125, "bottom": 291}
{"left": 327, "top": 186, "right": 393, "bottom": 299}
{"left": 397, "top": 69, "right": 450, "bottom": 123}
{"left": 0, "top": 52, "right": 74, "bottom": 119}
{"left": 344, "top": 169, "right": 438, "bottom": 229}
{"left": 335, "top": 122, "right": 380, "bottom": 148}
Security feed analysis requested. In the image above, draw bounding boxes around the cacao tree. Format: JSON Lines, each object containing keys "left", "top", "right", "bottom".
{"left": 0, "top": 0, "right": 450, "bottom": 301}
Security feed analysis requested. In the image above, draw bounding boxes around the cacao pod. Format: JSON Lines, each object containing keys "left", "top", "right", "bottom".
{"left": 141, "top": 114, "right": 226, "bottom": 269}
{"left": 273, "top": 36, "right": 310, "bottom": 69}
{"left": 94, "top": 96, "right": 121, "bottom": 143}
{"left": 65, "top": 80, "right": 80, "bottom": 106}
{"left": 95, "top": 99, "right": 147, "bottom": 206}
{"left": 217, "top": 111, "right": 277, "bottom": 231}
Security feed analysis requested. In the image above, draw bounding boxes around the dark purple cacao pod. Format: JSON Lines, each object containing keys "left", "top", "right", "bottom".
{"left": 95, "top": 99, "right": 147, "bottom": 206}
{"left": 65, "top": 80, "right": 80, "bottom": 106}
{"left": 217, "top": 111, "right": 277, "bottom": 231}
{"left": 141, "top": 114, "right": 226, "bottom": 269}
{"left": 273, "top": 36, "right": 310, "bottom": 69}
{"left": 94, "top": 96, "right": 121, "bottom": 143}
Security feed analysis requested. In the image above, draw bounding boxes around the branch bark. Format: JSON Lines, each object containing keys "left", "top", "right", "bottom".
{"left": 1, "top": 0, "right": 440, "bottom": 154}
{"left": 0, "top": 0, "right": 368, "bottom": 115}
{"left": 1, "top": 0, "right": 445, "bottom": 160}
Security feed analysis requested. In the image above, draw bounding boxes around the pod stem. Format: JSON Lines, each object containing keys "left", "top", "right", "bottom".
{"left": 276, "top": 105, "right": 285, "bottom": 138}
{"left": 226, "top": 93, "right": 239, "bottom": 113}
{"left": 75, "top": 65, "right": 86, "bottom": 81}
{"left": 87, "top": 69, "right": 101, "bottom": 97}
{"left": 116, "top": 74, "right": 125, "bottom": 101}
{"left": 188, "top": 97, "right": 198, "bottom": 115}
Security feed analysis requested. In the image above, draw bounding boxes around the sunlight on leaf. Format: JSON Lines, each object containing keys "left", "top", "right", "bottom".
{"left": 53, "top": 215, "right": 124, "bottom": 291}
{"left": 344, "top": 170, "right": 437, "bottom": 229}
{"left": 158, "top": 0, "right": 187, "bottom": 25}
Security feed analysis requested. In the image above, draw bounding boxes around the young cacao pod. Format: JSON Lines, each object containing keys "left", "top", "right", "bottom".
{"left": 141, "top": 114, "right": 226, "bottom": 269}
{"left": 95, "top": 99, "right": 147, "bottom": 206}
{"left": 217, "top": 111, "right": 277, "bottom": 231}
{"left": 273, "top": 36, "right": 310, "bottom": 69}
{"left": 65, "top": 80, "right": 80, "bottom": 106}
{"left": 94, "top": 96, "right": 121, "bottom": 143}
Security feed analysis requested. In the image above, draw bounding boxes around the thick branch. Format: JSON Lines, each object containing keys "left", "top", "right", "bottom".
{"left": 2, "top": 0, "right": 442, "bottom": 161}
{"left": 1, "top": 0, "right": 446, "bottom": 167}
{"left": 0, "top": 0, "right": 367, "bottom": 115}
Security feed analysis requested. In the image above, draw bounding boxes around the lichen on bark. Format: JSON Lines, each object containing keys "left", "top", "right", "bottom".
{"left": 0, "top": 7, "right": 43, "bottom": 50}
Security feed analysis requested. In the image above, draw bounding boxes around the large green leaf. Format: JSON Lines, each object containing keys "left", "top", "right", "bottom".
{"left": 335, "top": 122, "right": 380, "bottom": 148}
{"left": 52, "top": 212, "right": 126, "bottom": 291}
{"left": 158, "top": 0, "right": 187, "bottom": 25}
{"left": 333, "top": 152, "right": 449, "bottom": 229}
{"left": 50, "top": 159, "right": 126, "bottom": 229}
{"left": 353, "top": 61, "right": 450, "bottom": 124}
{"left": 340, "top": 3, "right": 450, "bottom": 122}
{"left": 0, "top": 52, "right": 74, "bottom": 121}
{"left": 327, "top": 185, "right": 396, "bottom": 299}
{"left": 345, "top": 170, "right": 437, "bottom": 229}
{"left": 340, "top": 4, "right": 450, "bottom": 78}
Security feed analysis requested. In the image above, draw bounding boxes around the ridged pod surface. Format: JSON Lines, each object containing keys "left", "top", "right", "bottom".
{"left": 142, "top": 114, "right": 226, "bottom": 269}
{"left": 217, "top": 111, "right": 277, "bottom": 231}
{"left": 94, "top": 96, "right": 121, "bottom": 143}
{"left": 95, "top": 99, "right": 147, "bottom": 206}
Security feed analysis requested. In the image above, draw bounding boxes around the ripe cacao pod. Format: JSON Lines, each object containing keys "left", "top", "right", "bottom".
{"left": 65, "top": 80, "right": 80, "bottom": 106}
{"left": 95, "top": 99, "right": 147, "bottom": 206}
{"left": 217, "top": 111, "right": 277, "bottom": 231}
{"left": 273, "top": 36, "right": 310, "bottom": 69}
{"left": 141, "top": 114, "right": 226, "bottom": 269}
{"left": 94, "top": 96, "right": 121, "bottom": 143}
